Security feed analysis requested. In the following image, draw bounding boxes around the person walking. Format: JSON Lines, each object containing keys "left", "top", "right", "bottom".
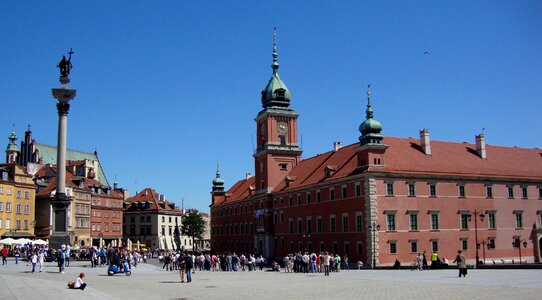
{"left": 58, "top": 249, "right": 66, "bottom": 273}
{"left": 14, "top": 248, "right": 20, "bottom": 264}
{"left": 30, "top": 251, "right": 38, "bottom": 273}
{"left": 323, "top": 252, "right": 330, "bottom": 276}
{"left": 38, "top": 250, "right": 45, "bottom": 272}
{"left": 184, "top": 253, "right": 194, "bottom": 283}
{"left": 2, "top": 247, "right": 8, "bottom": 265}
{"left": 453, "top": 250, "right": 467, "bottom": 277}
{"left": 178, "top": 255, "right": 186, "bottom": 283}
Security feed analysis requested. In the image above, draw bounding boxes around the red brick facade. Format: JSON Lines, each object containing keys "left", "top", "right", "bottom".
{"left": 210, "top": 42, "right": 542, "bottom": 266}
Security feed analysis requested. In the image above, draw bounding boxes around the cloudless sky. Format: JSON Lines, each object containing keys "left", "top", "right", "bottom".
{"left": 1, "top": 1, "right": 541, "bottom": 213}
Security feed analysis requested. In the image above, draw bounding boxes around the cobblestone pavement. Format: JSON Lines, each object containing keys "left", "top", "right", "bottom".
{"left": 0, "top": 258, "right": 540, "bottom": 300}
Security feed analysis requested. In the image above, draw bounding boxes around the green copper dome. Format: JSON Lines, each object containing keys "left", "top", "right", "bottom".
{"left": 359, "top": 118, "right": 383, "bottom": 135}
{"left": 212, "top": 165, "right": 225, "bottom": 192}
{"left": 261, "top": 74, "right": 291, "bottom": 108}
{"left": 6, "top": 132, "right": 18, "bottom": 152}
{"left": 359, "top": 87, "right": 384, "bottom": 146}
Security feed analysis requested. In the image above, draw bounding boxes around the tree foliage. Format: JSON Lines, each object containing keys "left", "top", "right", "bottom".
{"left": 181, "top": 209, "right": 206, "bottom": 242}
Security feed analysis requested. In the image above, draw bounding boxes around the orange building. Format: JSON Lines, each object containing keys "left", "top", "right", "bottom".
{"left": 210, "top": 35, "right": 542, "bottom": 266}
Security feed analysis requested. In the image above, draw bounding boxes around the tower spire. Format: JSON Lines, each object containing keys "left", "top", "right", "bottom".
{"left": 366, "top": 84, "right": 374, "bottom": 119}
{"left": 212, "top": 162, "right": 225, "bottom": 192}
{"left": 358, "top": 84, "right": 384, "bottom": 146}
{"left": 272, "top": 27, "right": 279, "bottom": 75}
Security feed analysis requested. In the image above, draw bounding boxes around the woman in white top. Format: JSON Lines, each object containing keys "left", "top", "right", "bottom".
{"left": 30, "top": 251, "right": 38, "bottom": 273}
{"left": 73, "top": 272, "right": 87, "bottom": 290}
{"left": 38, "top": 250, "right": 45, "bottom": 272}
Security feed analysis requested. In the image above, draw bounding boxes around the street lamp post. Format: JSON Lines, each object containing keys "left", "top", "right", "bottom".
{"left": 368, "top": 222, "right": 380, "bottom": 269}
{"left": 467, "top": 210, "right": 485, "bottom": 268}
{"left": 512, "top": 239, "right": 528, "bottom": 264}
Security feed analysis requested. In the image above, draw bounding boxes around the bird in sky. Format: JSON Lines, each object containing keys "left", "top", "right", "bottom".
{"left": 424, "top": 51, "right": 430, "bottom": 55}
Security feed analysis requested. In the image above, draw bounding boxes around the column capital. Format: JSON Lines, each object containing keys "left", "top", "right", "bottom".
{"left": 56, "top": 102, "right": 71, "bottom": 116}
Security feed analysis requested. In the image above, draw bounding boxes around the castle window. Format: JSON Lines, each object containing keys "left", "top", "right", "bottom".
{"left": 508, "top": 186, "right": 514, "bottom": 198}
{"left": 279, "top": 163, "right": 288, "bottom": 171}
{"left": 389, "top": 241, "right": 397, "bottom": 254}
{"left": 514, "top": 211, "right": 523, "bottom": 228}
{"left": 431, "top": 240, "right": 439, "bottom": 252}
{"left": 409, "top": 212, "right": 418, "bottom": 231}
{"left": 330, "top": 215, "right": 336, "bottom": 233}
{"left": 429, "top": 184, "right": 437, "bottom": 197}
{"left": 488, "top": 212, "right": 496, "bottom": 229}
{"left": 342, "top": 185, "right": 347, "bottom": 198}
{"left": 275, "top": 89, "right": 285, "bottom": 99}
{"left": 356, "top": 212, "right": 363, "bottom": 232}
{"left": 459, "top": 185, "right": 466, "bottom": 197}
{"left": 279, "top": 135, "right": 286, "bottom": 146}
{"left": 386, "top": 213, "right": 396, "bottom": 231}
{"left": 522, "top": 186, "right": 528, "bottom": 199}
{"left": 410, "top": 240, "right": 418, "bottom": 253}
{"left": 355, "top": 183, "right": 361, "bottom": 197}
{"left": 386, "top": 183, "right": 394, "bottom": 196}
{"left": 408, "top": 183, "right": 416, "bottom": 197}
{"left": 461, "top": 239, "right": 468, "bottom": 251}
{"left": 430, "top": 212, "right": 440, "bottom": 230}
{"left": 486, "top": 186, "right": 493, "bottom": 198}
{"left": 460, "top": 213, "right": 469, "bottom": 230}
{"left": 317, "top": 216, "right": 322, "bottom": 233}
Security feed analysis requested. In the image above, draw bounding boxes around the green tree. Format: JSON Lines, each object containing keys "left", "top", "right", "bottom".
{"left": 181, "top": 209, "right": 206, "bottom": 252}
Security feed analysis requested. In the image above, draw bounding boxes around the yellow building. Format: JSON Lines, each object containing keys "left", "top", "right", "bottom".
{"left": 0, "top": 163, "right": 36, "bottom": 238}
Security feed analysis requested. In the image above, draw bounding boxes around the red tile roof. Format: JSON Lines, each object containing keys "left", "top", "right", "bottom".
{"left": 125, "top": 188, "right": 181, "bottom": 212}
{"left": 219, "top": 137, "right": 542, "bottom": 205}
{"left": 383, "top": 137, "right": 542, "bottom": 179}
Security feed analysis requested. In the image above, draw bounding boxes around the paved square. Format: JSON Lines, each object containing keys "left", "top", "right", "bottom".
{"left": 0, "top": 259, "right": 540, "bottom": 299}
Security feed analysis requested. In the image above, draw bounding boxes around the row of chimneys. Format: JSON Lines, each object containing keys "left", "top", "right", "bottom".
{"left": 420, "top": 128, "right": 486, "bottom": 159}
{"left": 330, "top": 130, "right": 487, "bottom": 159}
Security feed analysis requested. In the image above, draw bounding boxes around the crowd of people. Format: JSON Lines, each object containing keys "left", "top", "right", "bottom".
{"left": 410, "top": 250, "right": 450, "bottom": 271}
{"left": 153, "top": 249, "right": 354, "bottom": 277}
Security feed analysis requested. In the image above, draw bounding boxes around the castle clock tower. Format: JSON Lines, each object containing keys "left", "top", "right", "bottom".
{"left": 254, "top": 29, "right": 302, "bottom": 194}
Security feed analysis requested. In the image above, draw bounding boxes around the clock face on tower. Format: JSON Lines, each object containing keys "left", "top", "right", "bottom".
{"left": 277, "top": 121, "right": 288, "bottom": 134}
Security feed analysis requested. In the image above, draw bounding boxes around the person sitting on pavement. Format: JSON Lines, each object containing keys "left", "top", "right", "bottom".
{"left": 73, "top": 272, "right": 87, "bottom": 290}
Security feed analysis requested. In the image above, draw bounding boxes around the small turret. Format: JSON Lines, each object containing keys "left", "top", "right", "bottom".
{"left": 359, "top": 85, "right": 384, "bottom": 146}
{"left": 212, "top": 163, "right": 225, "bottom": 192}
{"left": 6, "top": 131, "right": 18, "bottom": 163}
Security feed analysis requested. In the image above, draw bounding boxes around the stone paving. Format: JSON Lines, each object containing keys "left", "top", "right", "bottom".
{"left": 0, "top": 258, "right": 540, "bottom": 300}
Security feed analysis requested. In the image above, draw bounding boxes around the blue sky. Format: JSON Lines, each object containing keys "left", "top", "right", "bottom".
{"left": 1, "top": 1, "right": 541, "bottom": 213}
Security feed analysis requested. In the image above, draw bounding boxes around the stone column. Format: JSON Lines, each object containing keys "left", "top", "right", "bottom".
{"left": 50, "top": 75, "right": 76, "bottom": 250}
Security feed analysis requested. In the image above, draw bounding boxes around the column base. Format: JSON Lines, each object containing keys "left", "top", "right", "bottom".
{"left": 49, "top": 233, "right": 70, "bottom": 251}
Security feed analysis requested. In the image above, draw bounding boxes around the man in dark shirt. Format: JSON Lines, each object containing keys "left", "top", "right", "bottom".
{"left": 184, "top": 253, "right": 194, "bottom": 282}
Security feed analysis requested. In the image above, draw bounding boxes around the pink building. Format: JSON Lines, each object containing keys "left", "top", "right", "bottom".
{"left": 210, "top": 34, "right": 542, "bottom": 266}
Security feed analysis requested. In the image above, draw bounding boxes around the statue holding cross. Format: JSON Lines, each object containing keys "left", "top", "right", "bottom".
{"left": 57, "top": 48, "right": 74, "bottom": 77}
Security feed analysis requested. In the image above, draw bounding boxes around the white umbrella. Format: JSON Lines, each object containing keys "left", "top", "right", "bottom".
{"left": 13, "top": 238, "right": 33, "bottom": 245}
{"left": 0, "top": 238, "right": 16, "bottom": 245}
{"left": 32, "top": 239, "right": 48, "bottom": 245}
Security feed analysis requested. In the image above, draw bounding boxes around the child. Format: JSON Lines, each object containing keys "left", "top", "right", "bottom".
{"left": 73, "top": 272, "right": 87, "bottom": 290}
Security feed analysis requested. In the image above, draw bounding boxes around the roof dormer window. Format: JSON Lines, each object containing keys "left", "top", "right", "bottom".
{"left": 275, "top": 89, "right": 285, "bottom": 99}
